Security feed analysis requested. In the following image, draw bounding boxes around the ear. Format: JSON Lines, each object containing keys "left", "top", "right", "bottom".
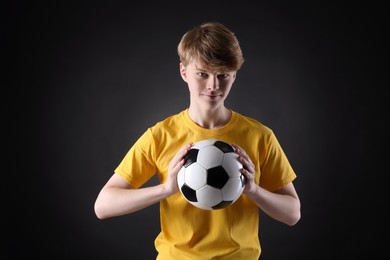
{"left": 179, "top": 63, "right": 188, "bottom": 82}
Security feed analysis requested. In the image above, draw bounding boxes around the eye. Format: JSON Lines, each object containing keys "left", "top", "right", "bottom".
{"left": 197, "top": 72, "right": 208, "bottom": 78}
{"left": 217, "top": 74, "right": 229, "bottom": 79}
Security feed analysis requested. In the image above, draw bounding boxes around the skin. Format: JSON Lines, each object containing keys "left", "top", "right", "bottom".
{"left": 94, "top": 60, "right": 301, "bottom": 226}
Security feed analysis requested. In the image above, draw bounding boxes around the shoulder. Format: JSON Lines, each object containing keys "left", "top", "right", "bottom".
{"left": 234, "top": 111, "right": 273, "bottom": 134}
{"left": 146, "top": 110, "right": 186, "bottom": 138}
{"left": 152, "top": 110, "right": 185, "bottom": 128}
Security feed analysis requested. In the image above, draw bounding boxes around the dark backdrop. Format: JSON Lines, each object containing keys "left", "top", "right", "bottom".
{"left": 5, "top": 1, "right": 387, "bottom": 259}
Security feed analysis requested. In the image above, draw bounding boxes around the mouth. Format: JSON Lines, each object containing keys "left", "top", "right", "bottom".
{"left": 202, "top": 93, "right": 222, "bottom": 99}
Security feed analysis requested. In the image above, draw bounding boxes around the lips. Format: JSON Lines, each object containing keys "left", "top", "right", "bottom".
{"left": 202, "top": 92, "right": 221, "bottom": 98}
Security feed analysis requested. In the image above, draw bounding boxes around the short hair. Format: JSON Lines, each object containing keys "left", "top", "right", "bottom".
{"left": 178, "top": 22, "right": 244, "bottom": 72}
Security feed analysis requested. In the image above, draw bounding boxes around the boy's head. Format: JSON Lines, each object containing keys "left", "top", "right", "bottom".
{"left": 178, "top": 22, "right": 244, "bottom": 73}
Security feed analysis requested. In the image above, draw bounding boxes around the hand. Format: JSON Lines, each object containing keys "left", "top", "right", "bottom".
{"left": 165, "top": 142, "right": 193, "bottom": 195}
{"left": 231, "top": 144, "right": 256, "bottom": 194}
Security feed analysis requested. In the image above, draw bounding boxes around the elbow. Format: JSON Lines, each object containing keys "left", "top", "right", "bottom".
{"left": 94, "top": 200, "right": 109, "bottom": 220}
{"left": 286, "top": 210, "right": 301, "bottom": 226}
{"left": 286, "top": 200, "right": 301, "bottom": 226}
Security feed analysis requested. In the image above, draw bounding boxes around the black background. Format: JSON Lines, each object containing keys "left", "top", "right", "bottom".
{"left": 5, "top": 1, "right": 387, "bottom": 259}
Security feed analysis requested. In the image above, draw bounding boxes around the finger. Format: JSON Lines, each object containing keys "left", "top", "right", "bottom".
{"left": 240, "top": 167, "right": 253, "bottom": 181}
{"left": 232, "top": 145, "right": 254, "bottom": 171}
{"left": 174, "top": 142, "right": 193, "bottom": 163}
{"left": 231, "top": 144, "right": 249, "bottom": 158}
{"left": 241, "top": 154, "right": 254, "bottom": 169}
{"left": 238, "top": 156, "right": 253, "bottom": 172}
{"left": 170, "top": 143, "right": 193, "bottom": 173}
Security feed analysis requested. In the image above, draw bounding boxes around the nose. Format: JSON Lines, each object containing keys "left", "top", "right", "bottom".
{"left": 207, "top": 76, "right": 219, "bottom": 90}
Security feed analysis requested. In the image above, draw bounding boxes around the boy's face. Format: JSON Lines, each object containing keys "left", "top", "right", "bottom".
{"left": 180, "top": 61, "right": 236, "bottom": 110}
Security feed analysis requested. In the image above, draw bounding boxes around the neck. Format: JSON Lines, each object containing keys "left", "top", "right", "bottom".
{"left": 188, "top": 106, "right": 231, "bottom": 129}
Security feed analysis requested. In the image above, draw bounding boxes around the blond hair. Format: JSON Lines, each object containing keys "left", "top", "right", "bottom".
{"left": 178, "top": 22, "right": 244, "bottom": 72}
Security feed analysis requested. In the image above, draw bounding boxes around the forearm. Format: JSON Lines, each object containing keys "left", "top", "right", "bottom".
{"left": 245, "top": 185, "right": 301, "bottom": 226}
{"left": 94, "top": 184, "right": 172, "bottom": 219}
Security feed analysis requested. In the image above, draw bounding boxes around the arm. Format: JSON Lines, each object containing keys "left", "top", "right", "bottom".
{"left": 94, "top": 142, "right": 193, "bottom": 219}
{"left": 232, "top": 144, "right": 301, "bottom": 226}
{"left": 244, "top": 182, "right": 300, "bottom": 226}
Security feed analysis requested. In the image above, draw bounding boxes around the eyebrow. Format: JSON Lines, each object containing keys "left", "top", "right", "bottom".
{"left": 194, "top": 64, "right": 207, "bottom": 71}
{"left": 194, "top": 63, "right": 231, "bottom": 75}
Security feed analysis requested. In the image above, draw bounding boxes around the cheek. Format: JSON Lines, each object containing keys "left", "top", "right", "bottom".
{"left": 221, "top": 82, "right": 233, "bottom": 93}
{"left": 187, "top": 84, "right": 199, "bottom": 95}
{"left": 188, "top": 80, "right": 205, "bottom": 91}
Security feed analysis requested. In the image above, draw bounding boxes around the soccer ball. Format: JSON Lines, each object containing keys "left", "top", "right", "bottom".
{"left": 177, "top": 139, "right": 246, "bottom": 210}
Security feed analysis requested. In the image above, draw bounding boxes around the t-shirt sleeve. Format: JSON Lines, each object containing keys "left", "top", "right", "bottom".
{"left": 114, "top": 128, "right": 157, "bottom": 188}
{"left": 259, "top": 132, "right": 297, "bottom": 192}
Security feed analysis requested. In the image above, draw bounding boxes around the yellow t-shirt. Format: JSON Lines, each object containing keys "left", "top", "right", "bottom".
{"left": 115, "top": 109, "right": 296, "bottom": 259}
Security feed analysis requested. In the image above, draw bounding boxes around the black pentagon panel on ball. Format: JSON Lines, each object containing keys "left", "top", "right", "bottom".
{"left": 207, "top": 166, "right": 229, "bottom": 189}
{"left": 184, "top": 149, "right": 199, "bottom": 168}
{"left": 212, "top": 200, "right": 233, "bottom": 210}
{"left": 214, "top": 141, "right": 234, "bottom": 153}
{"left": 181, "top": 184, "right": 198, "bottom": 202}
